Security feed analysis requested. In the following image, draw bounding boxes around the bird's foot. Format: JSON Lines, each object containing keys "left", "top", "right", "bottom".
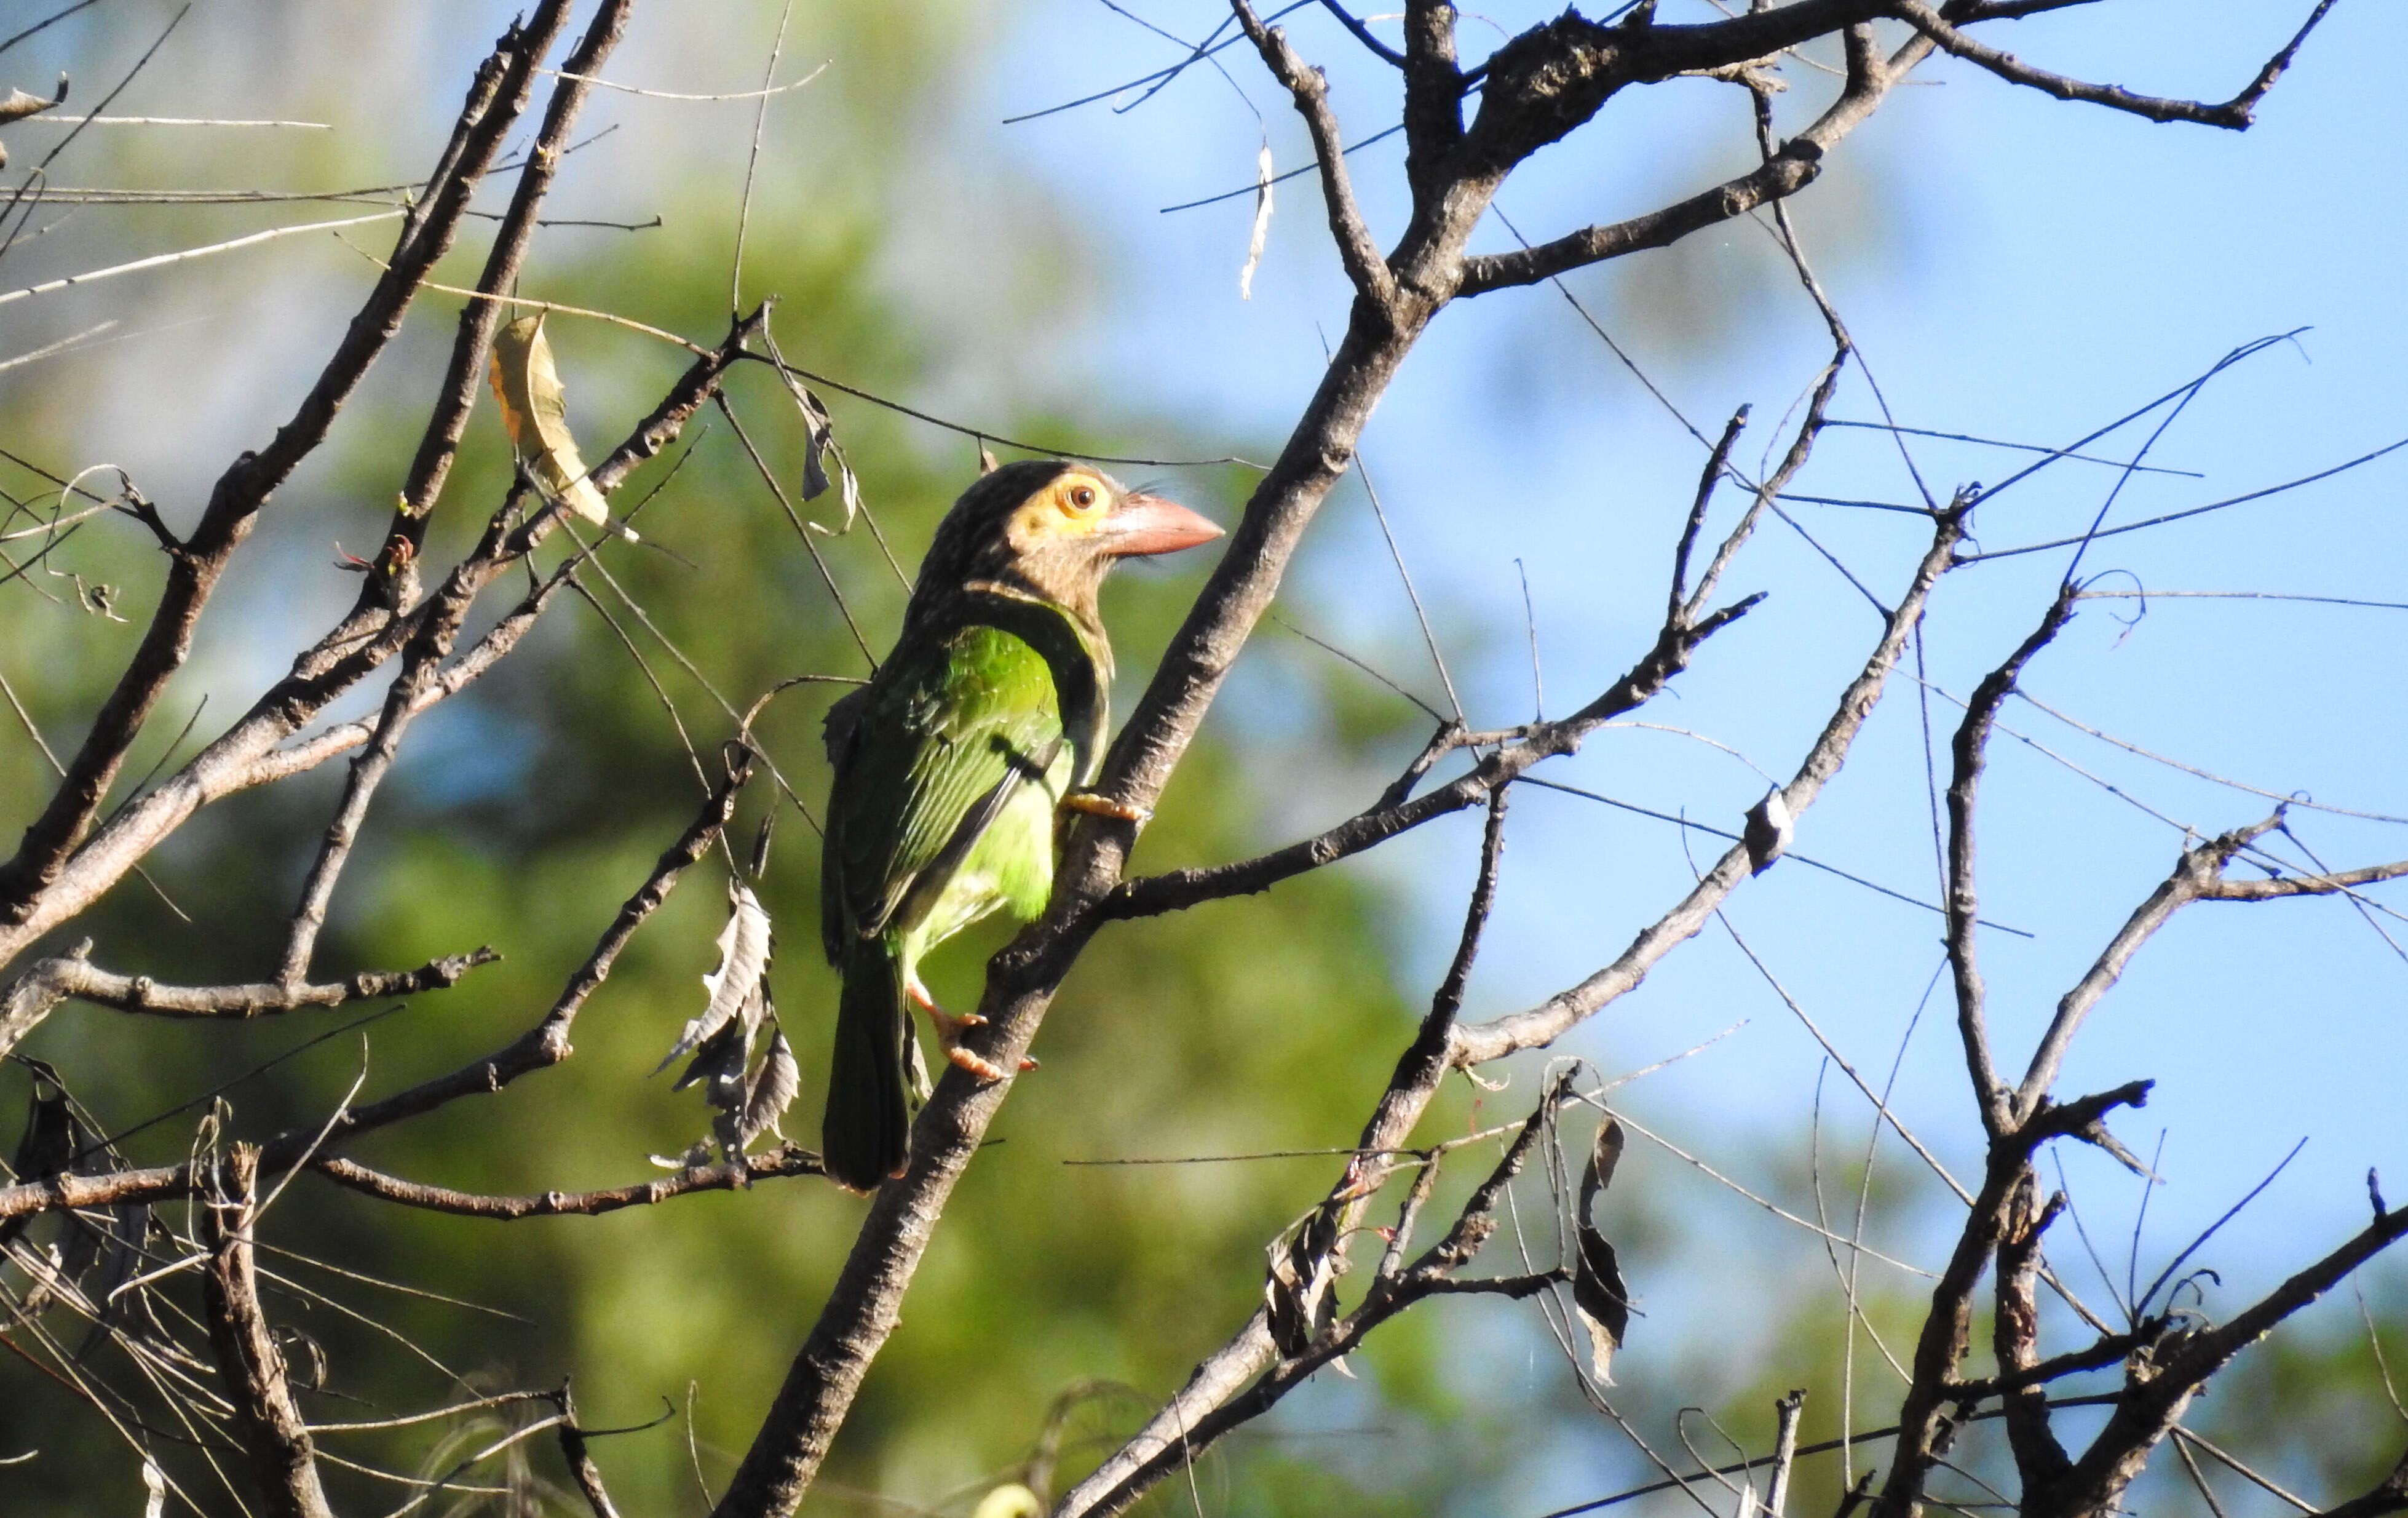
{"left": 1061, "top": 790, "right": 1152, "bottom": 825}
{"left": 908, "top": 988, "right": 1038, "bottom": 1081}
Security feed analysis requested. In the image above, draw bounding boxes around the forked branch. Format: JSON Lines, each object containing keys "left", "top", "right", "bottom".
{"left": 201, "top": 1146, "right": 334, "bottom": 1518}
{"left": 1890, "top": 0, "right": 2340, "bottom": 130}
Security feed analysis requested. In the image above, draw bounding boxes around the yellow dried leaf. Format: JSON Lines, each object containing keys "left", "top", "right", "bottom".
{"left": 488, "top": 314, "right": 622, "bottom": 534}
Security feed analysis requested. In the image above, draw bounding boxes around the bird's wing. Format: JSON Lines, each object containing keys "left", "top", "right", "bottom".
{"left": 822, "top": 622, "right": 1066, "bottom": 952}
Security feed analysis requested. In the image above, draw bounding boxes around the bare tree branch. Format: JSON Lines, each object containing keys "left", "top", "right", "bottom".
{"left": 0, "top": 308, "right": 758, "bottom": 971}
{"left": 311, "top": 1146, "right": 822, "bottom": 1218}
{"left": 1315, "top": 0, "right": 1403, "bottom": 67}
{"left": 0, "top": 2, "right": 578, "bottom": 922}
{"left": 200, "top": 1145, "right": 334, "bottom": 1518}
{"left": 380, "top": 0, "right": 635, "bottom": 593}
{"left": 1890, "top": 0, "right": 2339, "bottom": 131}
{"left": 1396, "top": 0, "right": 1463, "bottom": 205}
{"left": 0, "top": 942, "right": 494, "bottom": 1060}
{"left": 1994, "top": 1177, "right": 2073, "bottom": 1490}
{"left": 0, "top": 747, "right": 750, "bottom": 1227}
{"left": 555, "top": 1381, "right": 627, "bottom": 1518}
{"left": 2030, "top": 1199, "right": 2408, "bottom": 1518}
{"left": 1945, "top": 579, "right": 2075, "bottom": 1138}
{"left": 1871, "top": 1080, "right": 2155, "bottom": 1518}
{"left": 1234, "top": 1, "right": 1396, "bottom": 306}
{"left": 279, "top": 0, "right": 635, "bottom": 985}
{"left": 2201, "top": 860, "right": 2408, "bottom": 901}
{"left": 1455, "top": 15, "right": 1896, "bottom": 296}
{"left": 1103, "top": 584, "right": 1759, "bottom": 921}
{"left": 1058, "top": 1076, "right": 1576, "bottom": 1517}
{"left": 1455, "top": 505, "right": 1967, "bottom": 1065}
{"left": 2014, "top": 814, "right": 2285, "bottom": 1123}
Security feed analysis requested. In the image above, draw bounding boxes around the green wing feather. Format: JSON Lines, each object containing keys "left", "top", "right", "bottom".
{"left": 823, "top": 622, "right": 1067, "bottom": 954}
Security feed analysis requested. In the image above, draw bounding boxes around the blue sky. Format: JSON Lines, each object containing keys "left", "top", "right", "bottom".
{"left": 957, "top": 6, "right": 2408, "bottom": 1501}
{"left": 955, "top": 0, "right": 2408, "bottom": 1278}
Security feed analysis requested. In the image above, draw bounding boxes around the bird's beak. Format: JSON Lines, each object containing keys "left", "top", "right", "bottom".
{"left": 1099, "top": 492, "right": 1224, "bottom": 558}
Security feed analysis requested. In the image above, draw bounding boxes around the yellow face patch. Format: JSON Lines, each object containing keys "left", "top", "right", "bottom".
{"left": 1007, "top": 469, "right": 1113, "bottom": 547}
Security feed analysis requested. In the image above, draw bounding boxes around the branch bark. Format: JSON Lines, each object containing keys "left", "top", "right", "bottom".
{"left": 1945, "top": 581, "right": 2075, "bottom": 1139}
{"left": 2028, "top": 1199, "right": 2408, "bottom": 1518}
{"left": 311, "top": 1145, "right": 821, "bottom": 1218}
{"left": 0, "top": 943, "right": 496, "bottom": 1062}
{"left": 200, "top": 1145, "right": 334, "bottom": 1518}
{"left": 1890, "top": 0, "right": 2339, "bottom": 130}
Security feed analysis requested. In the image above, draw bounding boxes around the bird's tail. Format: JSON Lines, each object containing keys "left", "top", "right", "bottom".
{"left": 823, "top": 938, "right": 911, "bottom": 1192}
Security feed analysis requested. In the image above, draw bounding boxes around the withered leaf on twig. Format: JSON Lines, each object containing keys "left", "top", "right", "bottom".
{"left": 659, "top": 880, "right": 773, "bottom": 1075}
{"left": 1266, "top": 1207, "right": 1341, "bottom": 1361}
{"left": 1743, "top": 788, "right": 1793, "bottom": 875}
{"left": 656, "top": 882, "right": 800, "bottom": 1158}
{"left": 736, "top": 1025, "right": 801, "bottom": 1148}
{"left": 1573, "top": 1116, "right": 1631, "bottom": 1384}
{"left": 759, "top": 329, "right": 844, "bottom": 511}
{"left": 1240, "top": 140, "right": 1274, "bottom": 301}
{"left": 488, "top": 313, "right": 631, "bottom": 538}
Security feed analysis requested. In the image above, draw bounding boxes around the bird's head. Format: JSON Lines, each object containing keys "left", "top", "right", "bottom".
{"left": 914, "top": 459, "right": 1224, "bottom": 630}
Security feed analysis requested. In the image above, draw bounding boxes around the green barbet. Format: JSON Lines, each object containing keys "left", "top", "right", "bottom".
{"left": 819, "top": 459, "right": 1223, "bottom": 1191}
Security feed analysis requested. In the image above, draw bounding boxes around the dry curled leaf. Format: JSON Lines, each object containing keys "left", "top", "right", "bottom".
{"left": 1573, "top": 1117, "right": 1631, "bottom": 1384}
{"left": 763, "top": 350, "right": 836, "bottom": 503}
{"left": 0, "top": 76, "right": 66, "bottom": 130}
{"left": 1240, "top": 139, "right": 1274, "bottom": 300}
{"left": 654, "top": 881, "right": 803, "bottom": 1158}
{"left": 1743, "top": 787, "right": 1792, "bottom": 875}
{"left": 488, "top": 313, "right": 630, "bottom": 537}
{"left": 659, "top": 881, "right": 773, "bottom": 1074}
{"left": 735, "top": 1024, "right": 801, "bottom": 1149}
{"left": 1265, "top": 1209, "right": 1340, "bottom": 1359}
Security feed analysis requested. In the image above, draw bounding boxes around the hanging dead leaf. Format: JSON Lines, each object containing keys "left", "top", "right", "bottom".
{"left": 675, "top": 1015, "right": 750, "bottom": 1098}
{"left": 1, "top": 82, "right": 65, "bottom": 129}
{"left": 1240, "top": 140, "right": 1275, "bottom": 300}
{"left": 1743, "top": 787, "right": 1793, "bottom": 875}
{"left": 657, "top": 881, "right": 773, "bottom": 1073}
{"left": 759, "top": 334, "right": 836, "bottom": 503}
{"left": 1573, "top": 1116, "right": 1631, "bottom": 1384}
{"left": 1265, "top": 1209, "right": 1340, "bottom": 1359}
{"left": 488, "top": 313, "right": 632, "bottom": 538}
{"left": 734, "top": 1023, "right": 801, "bottom": 1149}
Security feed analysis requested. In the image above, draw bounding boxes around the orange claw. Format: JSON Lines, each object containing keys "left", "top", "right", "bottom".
{"left": 916, "top": 999, "right": 1037, "bottom": 1082}
{"left": 1062, "top": 791, "right": 1152, "bottom": 824}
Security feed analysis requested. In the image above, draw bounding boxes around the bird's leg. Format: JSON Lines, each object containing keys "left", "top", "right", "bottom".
{"left": 1062, "top": 790, "right": 1151, "bottom": 824}
{"left": 903, "top": 972, "right": 1036, "bottom": 1080}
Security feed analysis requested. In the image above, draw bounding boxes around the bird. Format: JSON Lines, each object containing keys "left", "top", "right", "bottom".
{"left": 818, "top": 458, "right": 1224, "bottom": 1191}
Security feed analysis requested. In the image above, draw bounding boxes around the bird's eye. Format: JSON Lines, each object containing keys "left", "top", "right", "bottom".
{"left": 1070, "top": 486, "right": 1097, "bottom": 510}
